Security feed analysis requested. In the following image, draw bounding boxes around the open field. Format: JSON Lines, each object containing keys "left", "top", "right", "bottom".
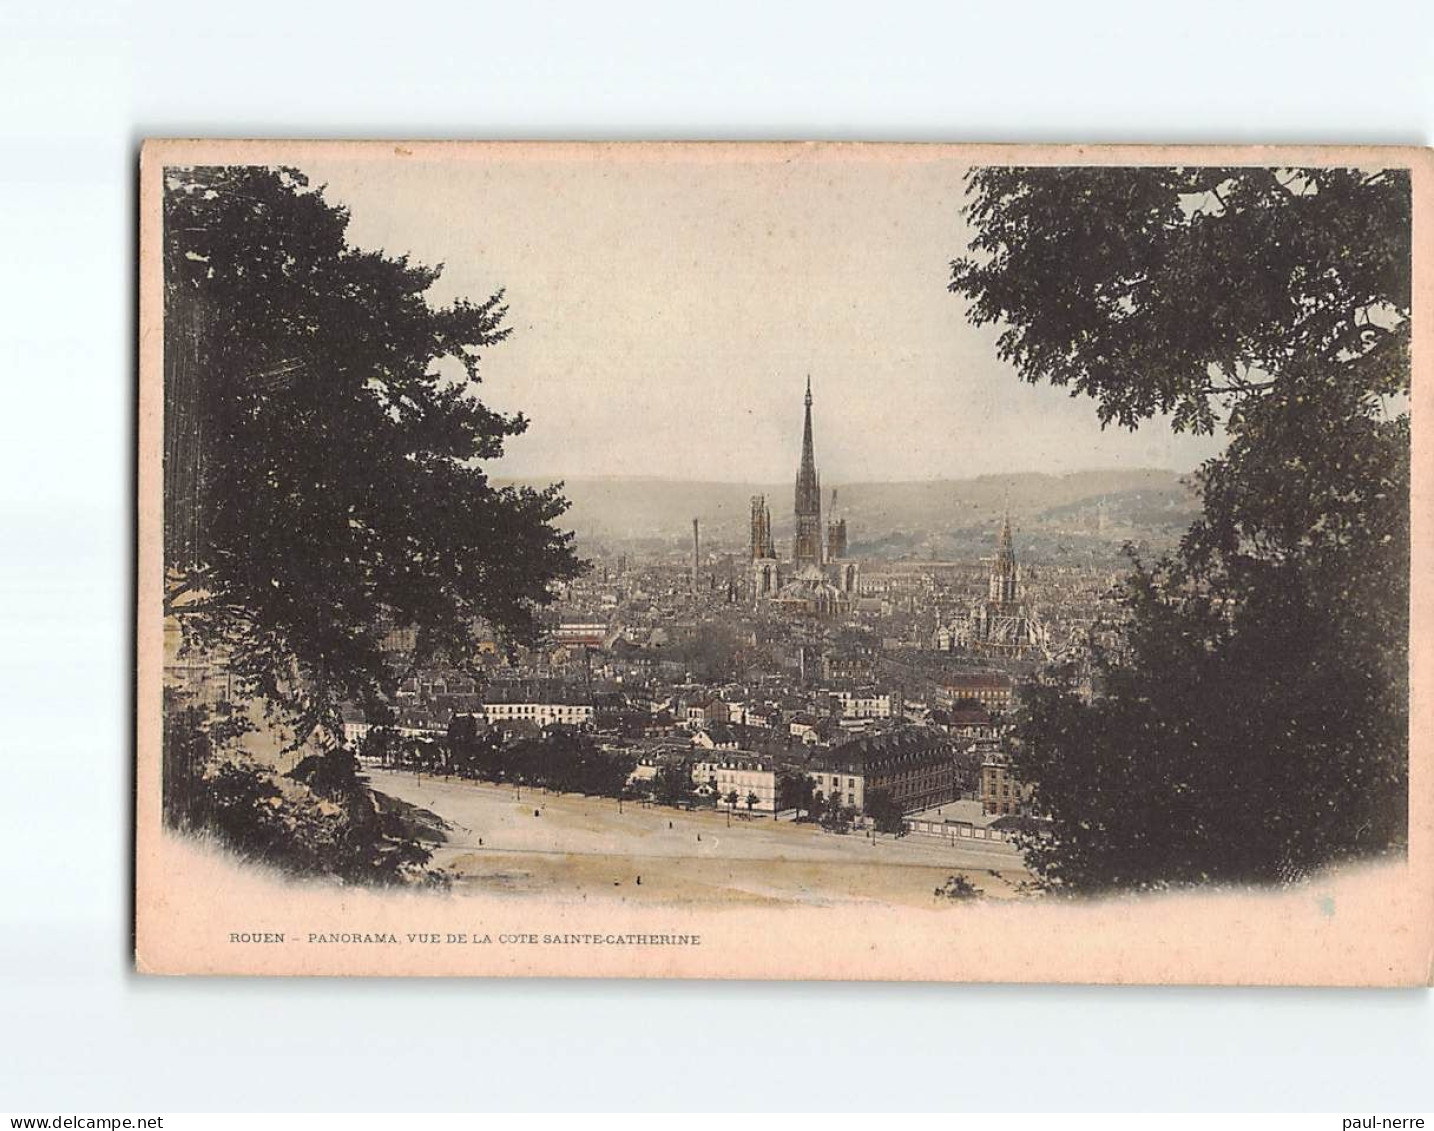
{"left": 369, "top": 768, "right": 1035, "bottom": 907}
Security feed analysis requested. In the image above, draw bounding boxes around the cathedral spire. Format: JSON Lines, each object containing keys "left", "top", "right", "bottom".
{"left": 799, "top": 377, "right": 816, "bottom": 487}
{"left": 794, "top": 376, "right": 823, "bottom": 565}
{"left": 990, "top": 504, "right": 1018, "bottom": 605}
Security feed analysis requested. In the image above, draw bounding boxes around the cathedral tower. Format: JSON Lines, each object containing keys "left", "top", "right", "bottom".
{"left": 750, "top": 494, "right": 778, "bottom": 601}
{"left": 749, "top": 495, "right": 775, "bottom": 560}
{"left": 793, "top": 376, "right": 823, "bottom": 566}
{"left": 826, "top": 487, "right": 848, "bottom": 560}
{"left": 989, "top": 509, "right": 1018, "bottom": 605}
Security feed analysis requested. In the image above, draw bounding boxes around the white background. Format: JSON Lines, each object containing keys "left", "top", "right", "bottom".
{"left": 1, "top": 0, "right": 1431, "bottom": 1113}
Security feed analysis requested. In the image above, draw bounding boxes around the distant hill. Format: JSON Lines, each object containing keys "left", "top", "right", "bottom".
{"left": 495, "top": 469, "right": 1201, "bottom": 561}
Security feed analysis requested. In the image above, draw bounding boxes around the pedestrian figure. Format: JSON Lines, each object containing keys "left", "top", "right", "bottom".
{"left": 668, "top": 821, "right": 673, "bottom": 829}
{"left": 534, "top": 809, "right": 540, "bottom": 818}
{"left": 697, "top": 833, "right": 701, "bottom": 842}
{"left": 636, "top": 876, "right": 642, "bottom": 885}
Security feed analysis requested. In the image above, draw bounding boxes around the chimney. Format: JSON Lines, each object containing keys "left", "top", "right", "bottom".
{"left": 692, "top": 518, "right": 701, "bottom": 594}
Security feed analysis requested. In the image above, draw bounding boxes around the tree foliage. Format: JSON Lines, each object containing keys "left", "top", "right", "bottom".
{"left": 674, "top": 623, "right": 746, "bottom": 684}
{"left": 951, "top": 166, "right": 1411, "bottom": 892}
{"left": 952, "top": 167, "right": 1409, "bottom": 434}
{"left": 163, "top": 167, "right": 585, "bottom": 738}
{"left": 164, "top": 699, "right": 441, "bottom": 887}
{"left": 865, "top": 788, "right": 908, "bottom": 836}
{"left": 776, "top": 769, "right": 815, "bottom": 817}
{"left": 649, "top": 761, "right": 699, "bottom": 808}
{"left": 438, "top": 725, "right": 636, "bottom": 798}
{"left": 819, "top": 790, "right": 856, "bottom": 834}
{"left": 162, "top": 686, "right": 254, "bottom": 826}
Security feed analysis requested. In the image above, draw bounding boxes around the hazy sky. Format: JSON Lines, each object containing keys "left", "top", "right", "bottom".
{"left": 299, "top": 147, "right": 1224, "bottom": 483}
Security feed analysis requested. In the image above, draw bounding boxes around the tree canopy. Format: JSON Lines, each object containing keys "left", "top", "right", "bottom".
{"left": 163, "top": 167, "right": 584, "bottom": 737}
{"left": 952, "top": 167, "right": 1409, "bottom": 434}
{"left": 865, "top": 788, "right": 907, "bottom": 836}
{"left": 776, "top": 769, "right": 815, "bottom": 817}
{"left": 649, "top": 761, "right": 698, "bottom": 808}
{"left": 951, "top": 166, "right": 1411, "bottom": 892}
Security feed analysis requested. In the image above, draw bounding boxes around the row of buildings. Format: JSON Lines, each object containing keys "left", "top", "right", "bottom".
{"left": 683, "top": 735, "right": 1032, "bottom": 821}
{"left": 622, "top": 729, "right": 982, "bottom": 817}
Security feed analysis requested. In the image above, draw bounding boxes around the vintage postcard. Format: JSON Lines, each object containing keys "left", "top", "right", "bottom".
{"left": 136, "top": 141, "right": 1432, "bottom": 982}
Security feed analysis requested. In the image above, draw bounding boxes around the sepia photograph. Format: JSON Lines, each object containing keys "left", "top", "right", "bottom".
{"left": 135, "top": 140, "right": 1430, "bottom": 983}
{"left": 7, "top": 0, "right": 1434, "bottom": 1118}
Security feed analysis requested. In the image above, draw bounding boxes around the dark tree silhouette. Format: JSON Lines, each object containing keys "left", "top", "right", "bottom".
{"left": 865, "top": 788, "right": 908, "bottom": 836}
{"left": 162, "top": 166, "right": 584, "bottom": 739}
{"left": 162, "top": 701, "right": 440, "bottom": 887}
{"left": 819, "top": 791, "right": 854, "bottom": 834}
{"left": 649, "top": 761, "right": 698, "bottom": 809}
{"left": 776, "top": 769, "right": 815, "bottom": 818}
{"left": 951, "top": 166, "right": 1410, "bottom": 892}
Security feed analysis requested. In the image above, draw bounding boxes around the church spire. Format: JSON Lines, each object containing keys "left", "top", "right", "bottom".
{"left": 794, "top": 376, "right": 823, "bottom": 565}
{"left": 990, "top": 503, "right": 1018, "bottom": 604}
{"left": 799, "top": 376, "right": 816, "bottom": 487}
